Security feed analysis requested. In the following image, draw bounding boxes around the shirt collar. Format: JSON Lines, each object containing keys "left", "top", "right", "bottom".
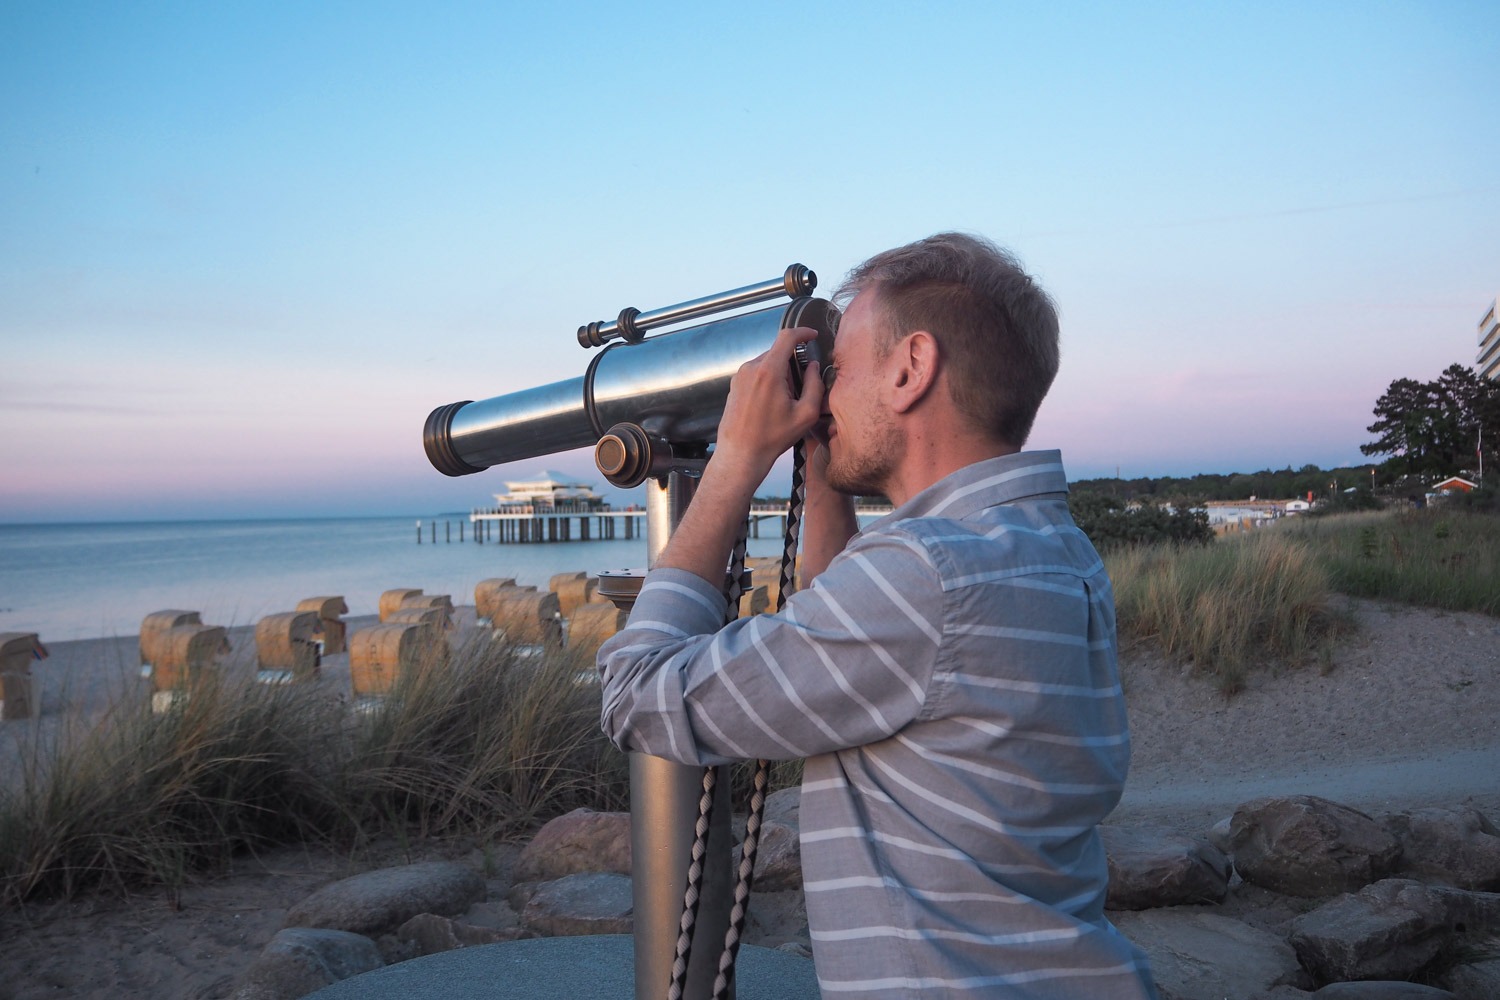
{"left": 869, "top": 450, "right": 1071, "bottom": 527}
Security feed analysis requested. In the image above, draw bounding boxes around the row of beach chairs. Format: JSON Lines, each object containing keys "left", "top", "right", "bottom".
{"left": 1, "top": 558, "right": 792, "bottom": 719}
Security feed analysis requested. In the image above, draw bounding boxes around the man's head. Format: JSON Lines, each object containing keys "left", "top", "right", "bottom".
{"left": 834, "top": 232, "right": 1060, "bottom": 451}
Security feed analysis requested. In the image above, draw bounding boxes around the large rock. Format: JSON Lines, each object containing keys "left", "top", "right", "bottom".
{"left": 1310, "top": 985, "right": 1455, "bottom": 998}
{"left": 745, "top": 820, "right": 801, "bottom": 892}
{"left": 512, "top": 808, "right": 631, "bottom": 883}
{"left": 1386, "top": 807, "right": 1500, "bottom": 891}
{"left": 395, "top": 913, "right": 534, "bottom": 956}
{"left": 521, "top": 872, "right": 634, "bottom": 936}
{"left": 763, "top": 787, "right": 801, "bottom": 830}
{"left": 1103, "top": 825, "right": 1232, "bottom": 909}
{"left": 1288, "top": 878, "right": 1500, "bottom": 984}
{"left": 1231, "top": 796, "right": 1402, "bottom": 897}
{"left": 1112, "top": 909, "right": 1305, "bottom": 1000}
{"left": 283, "top": 861, "right": 486, "bottom": 936}
{"left": 1442, "top": 956, "right": 1500, "bottom": 999}
{"left": 231, "top": 927, "right": 384, "bottom": 1000}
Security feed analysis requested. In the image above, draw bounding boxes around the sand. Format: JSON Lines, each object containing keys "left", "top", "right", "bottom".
{"left": 1, "top": 597, "right": 1498, "bottom": 999}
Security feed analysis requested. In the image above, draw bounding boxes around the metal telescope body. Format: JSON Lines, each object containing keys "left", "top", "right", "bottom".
{"left": 423, "top": 270, "right": 838, "bottom": 1000}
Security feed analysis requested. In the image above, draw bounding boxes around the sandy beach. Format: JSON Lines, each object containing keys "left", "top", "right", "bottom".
{"left": 1, "top": 596, "right": 1498, "bottom": 998}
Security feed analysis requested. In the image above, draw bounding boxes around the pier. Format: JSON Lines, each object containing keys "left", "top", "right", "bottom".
{"left": 418, "top": 502, "right": 896, "bottom": 544}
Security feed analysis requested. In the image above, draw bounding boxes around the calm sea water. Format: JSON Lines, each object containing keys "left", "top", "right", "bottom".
{"left": 0, "top": 516, "right": 794, "bottom": 642}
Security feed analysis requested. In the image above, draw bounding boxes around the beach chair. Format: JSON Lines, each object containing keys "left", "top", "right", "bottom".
{"left": 348, "top": 621, "right": 445, "bottom": 697}
{"left": 296, "top": 595, "right": 349, "bottom": 655}
{"left": 474, "top": 578, "right": 520, "bottom": 623}
{"left": 0, "top": 632, "right": 48, "bottom": 720}
{"left": 553, "top": 575, "right": 600, "bottom": 620}
{"left": 565, "top": 604, "right": 625, "bottom": 661}
{"left": 489, "top": 589, "right": 562, "bottom": 648}
{"left": 150, "top": 624, "right": 231, "bottom": 692}
{"left": 254, "top": 611, "right": 321, "bottom": 681}
{"left": 378, "top": 588, "right": 423, "bottom": 623}
{"left": 139, "top": 610, "right": 202, "bottom": 672}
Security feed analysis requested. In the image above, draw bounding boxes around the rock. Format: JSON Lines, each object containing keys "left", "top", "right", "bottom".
{"left": 1386, "top": 807, "right": 1500, "bottom": 891}
{"left": 1310, "top": 984, "right": 1455, "bottom": 998}
{"left": 744, "top": 888, "right": 809, "bottom": 951}
{"left": 1231, "top": 796, "right": 1402, "bottom": 897}
{"left": 763, "top": 787, "right": 801, "bottom": 830}
{"left": 230, "top": 927, "right": 383, "bottom": 1000}
{"left": 521, "top": 872, "right": 633, "bottom": 936}
{"left": 1207, "top": 816, "right": 1235, "bottom": 855}
{"left": 395, "top": 912, "right": 534, "bottom": 956}
{"left": 1288, "top": 878, "right": 1500, "bottom": 983}
{"left": 512, "top": 808, "right": 631, "bottom": 883}
{"left": 283, "top": 861, "right": 486, "bottom": 936}
{"left": 1103, "top": 825, "right": 1232, "bottom": 909}
{"left": 746, "top": 820, "right": 801, "bottom": 892}
{"left": 1443, "top": 955, "right": 1500, "bottom": 999}
{"left": 1112, "top": 909, "right": 1306, "bottom": 1000}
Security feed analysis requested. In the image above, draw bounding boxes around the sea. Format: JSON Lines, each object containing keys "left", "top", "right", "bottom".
{"left": 0, "top": 515, "right": 797, "bottom": 643}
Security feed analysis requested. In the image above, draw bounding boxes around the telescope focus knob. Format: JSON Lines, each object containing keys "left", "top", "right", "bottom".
{"left": 595, "top": 422, "right": 663, "bottom": 489}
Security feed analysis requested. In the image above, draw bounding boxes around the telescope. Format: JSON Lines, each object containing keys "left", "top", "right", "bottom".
{"left": 423, "top": 265, "right": 838, "bottom": 488}
{"left": 422, "top": 266, "right": 840, "bottom": 1000}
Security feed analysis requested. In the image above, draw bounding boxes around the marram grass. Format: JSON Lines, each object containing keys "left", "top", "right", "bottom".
{"left": 1105, "top": 531, "right": 1349, "bottom": 694}
{"left": 0, "top": 636, "right": 627, "bottom": 905}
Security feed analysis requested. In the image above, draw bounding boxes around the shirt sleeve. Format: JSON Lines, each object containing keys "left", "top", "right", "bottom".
{"left": 597, "top": 528, "right": 944, "bottom": 765}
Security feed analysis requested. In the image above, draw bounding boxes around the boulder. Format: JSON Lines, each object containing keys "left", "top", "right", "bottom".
{"left": 1112, "top": 909, "right": 1305, "bottom": 1000}
{"left": 395, "top": 913, "right": 534, "bottom": 956}
{"left": 283, "top": 861, "right": 486, "bottom": 936}
{"left": 230, "top": 927, "right": 383, "bottom": 1000}
{"left": 763, "top": 787, "right": 801, "bottom": 830}
{"left": 1442, "top": 956, "right": 1500, "bottom": 999}
{"left": 1386, "top": 807, "right": 1500, "bottom": 891}
{"left": 745, "top": 820, "right": 802, "bottom": 892}
{"left": 512, "top": 808, "right": 631, "bottom": 883}
{"left": 1310, "top": 984, "right": 1455, "bottom": 998}
{"left": 1102, "top": 825, "right": 1232, "bottom": 909}
{"left": 1288, "top": 878, "right": 1500, "bottom": 984}
{"left": 521, "top": 872, "right": 633, "bottom": 936}
{"left": 1231, "top": 796, "right": 1402, "bottom": 897}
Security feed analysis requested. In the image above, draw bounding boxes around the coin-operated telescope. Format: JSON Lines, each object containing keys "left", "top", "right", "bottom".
{"left": 424, "top": 264, "right": 838, "bottom": 488}
{"left": 423, "top": 266, "right": 839, "bottom": 1000}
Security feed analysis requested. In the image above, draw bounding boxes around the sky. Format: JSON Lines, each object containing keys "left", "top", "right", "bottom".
{"left": 3, "top": 1, "right": 1497, "bottom": 522}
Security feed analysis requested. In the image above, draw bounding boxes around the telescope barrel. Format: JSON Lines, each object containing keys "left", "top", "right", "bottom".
{"left": 425, "top": 297, "right": 838, "bottom": 477}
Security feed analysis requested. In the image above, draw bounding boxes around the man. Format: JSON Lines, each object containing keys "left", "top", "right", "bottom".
{"left": 598, "top": 233, "right": 1157, "bottom": 998}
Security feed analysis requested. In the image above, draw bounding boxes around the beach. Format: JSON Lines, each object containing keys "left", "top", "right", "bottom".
{"left": 1, "top": 596, "right": 1498, "bottom": 997}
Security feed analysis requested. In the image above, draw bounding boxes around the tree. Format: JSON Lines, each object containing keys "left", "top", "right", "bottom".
{"left": 1361, "top": 364, "right": 1500, "bottom": 482}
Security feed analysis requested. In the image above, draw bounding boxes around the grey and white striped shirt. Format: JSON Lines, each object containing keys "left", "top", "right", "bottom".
{"left": 599, "top": 450, "right": 1157, "bottom": 998}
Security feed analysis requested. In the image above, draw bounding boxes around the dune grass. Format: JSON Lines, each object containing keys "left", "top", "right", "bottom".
{"left": 1105, "top": 531, "right": 1349, "bottom": 694}
{"left": 1275, "top": 508, "right": 1500, "bottom": 616}
{"left": 0, "top": 636, "right": 628, "bottom": 906}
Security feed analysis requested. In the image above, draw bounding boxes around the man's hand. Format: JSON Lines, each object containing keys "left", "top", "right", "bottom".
{"left": 714, "top": 325, "right": 826, "bottom": 481}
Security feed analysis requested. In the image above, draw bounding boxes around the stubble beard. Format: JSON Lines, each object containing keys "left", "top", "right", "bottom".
{"left": 827, "top": 417, "right": 903, "bottom": 499}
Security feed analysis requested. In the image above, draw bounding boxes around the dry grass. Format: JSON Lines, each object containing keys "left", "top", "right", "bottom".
{"left": 0, "top": 636, "right": 627, "bottom": 906}
{"left": 1106, "top": 532, "right": 1350, "bottom": 694}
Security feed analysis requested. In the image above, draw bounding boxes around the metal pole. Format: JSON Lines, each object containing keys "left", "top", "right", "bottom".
{"left": 632, "top": 472, "right": 733, "bottom": 1000}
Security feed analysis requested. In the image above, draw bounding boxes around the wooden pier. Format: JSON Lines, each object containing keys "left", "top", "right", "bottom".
{"left": 417, "top": 501, "right": 894, "bottom": 544}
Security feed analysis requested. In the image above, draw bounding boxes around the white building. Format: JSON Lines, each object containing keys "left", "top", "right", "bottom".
{"left": 493, "top": 471, "right": 604, "bottom": 509}
{"left": 1480, "top": 297, "right": 1500, "bottom": 381}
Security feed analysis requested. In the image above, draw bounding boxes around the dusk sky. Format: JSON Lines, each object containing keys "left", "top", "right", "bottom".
{"left": 3, "top": 2, "right": 1496, "bottom": 523}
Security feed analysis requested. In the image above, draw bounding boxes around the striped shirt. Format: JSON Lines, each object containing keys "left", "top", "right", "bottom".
{"left": 599, "top": 450, "right": 1158, "bottom": 999}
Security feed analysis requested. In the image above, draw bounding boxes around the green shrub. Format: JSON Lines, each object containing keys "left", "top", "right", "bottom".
{"left": 1070, "top": 492, "right": 1214, "bottom": 550}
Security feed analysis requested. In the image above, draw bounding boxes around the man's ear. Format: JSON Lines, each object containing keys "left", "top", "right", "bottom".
{"left": 889, "top": 330, "right": 939, "bottom": 414}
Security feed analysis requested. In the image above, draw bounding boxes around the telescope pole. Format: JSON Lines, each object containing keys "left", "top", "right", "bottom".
{"left": 632, "top": 471, "right": 735, "bottom": 1000}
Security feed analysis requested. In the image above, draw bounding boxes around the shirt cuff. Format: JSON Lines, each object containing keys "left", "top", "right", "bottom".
{"left": 624, "top": 567, "right": 729, "bottom": 637}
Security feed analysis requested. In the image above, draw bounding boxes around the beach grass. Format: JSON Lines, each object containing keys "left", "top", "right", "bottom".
{"left": 1106, "top": 531, "right": 1349, "bottom": 693}
{"left": 1274, "top": 508, "right": 1500, "bottom": 616}
{"left": 0, "top": 636, "right": 628, "bottom": 905}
